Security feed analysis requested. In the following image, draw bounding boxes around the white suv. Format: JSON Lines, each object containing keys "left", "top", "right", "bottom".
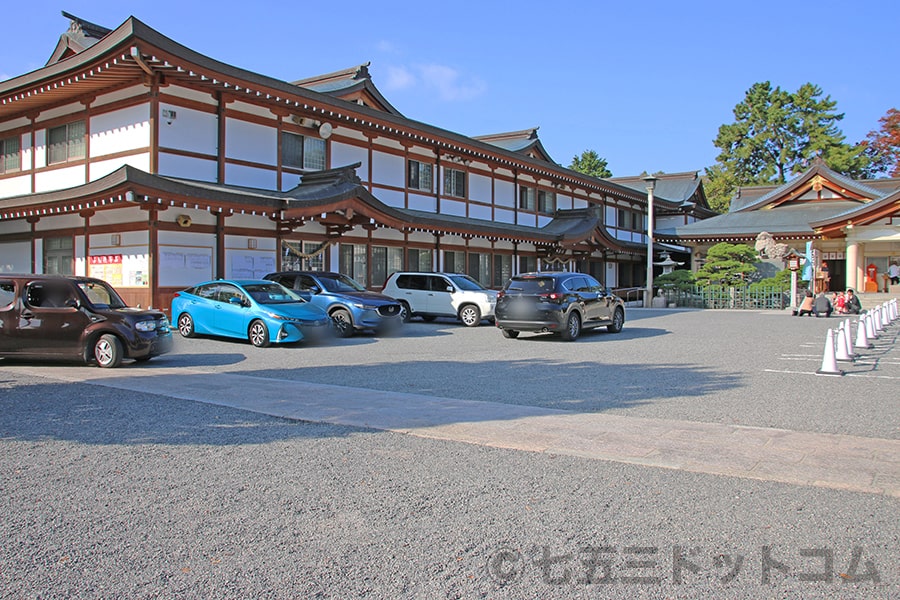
{"left": 382, "top": 272, "right": 497, "bottom": 327}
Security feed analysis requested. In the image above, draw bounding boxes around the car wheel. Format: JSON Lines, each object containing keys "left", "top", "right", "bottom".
{"left": 332, "top": 308, "right": 354, "bottom": 338}
{"left": 399, "top": 301, "right": 411, "bottom": 323}
{"left": 177, "top": 313, "right": 195, "bottom": 338}
{"left": 608, "top": 307, "right": 625, "bottom": 333}
{"left": 501, "top": 329, "right": 519, "bottom": 339}
{"left": 459, "top": 304, "right": 482, "bottom": 327}
{"left": 561, "top": 312, "right": 581, "bottom": 341}
{"left": 248, "top": 319, "right": 270, "bottom": 348}
{"left": 94, "top": 334, "right": 123, "bottom": 368}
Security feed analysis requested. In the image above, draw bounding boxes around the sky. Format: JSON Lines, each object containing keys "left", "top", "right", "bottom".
{"left": 2, "top": 1, "right": 898, "bottom": 178}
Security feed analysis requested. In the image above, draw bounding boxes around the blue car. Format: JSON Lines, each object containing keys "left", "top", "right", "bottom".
{"left": 264, "top": 271, "right": 403, "bottom": 337}
{"left": 171, "top": 279, "right": 331, "bottom": 347}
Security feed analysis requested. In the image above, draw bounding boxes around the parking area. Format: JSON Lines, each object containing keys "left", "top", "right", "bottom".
{"left": 1, "top": 307, "right": 898, "bottom": 597}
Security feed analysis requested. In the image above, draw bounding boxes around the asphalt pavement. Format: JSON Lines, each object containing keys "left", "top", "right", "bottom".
{"left": 1, "top": 306, "right": 898, "bottom": 598}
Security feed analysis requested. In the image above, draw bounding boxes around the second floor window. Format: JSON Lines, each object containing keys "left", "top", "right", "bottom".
{"left": 0, "top": 136, "right": 21, "bottom": 174}
{"left": 282, "top": 132, "right": 326, "bottom": 171}
{"left": 443, "top": 168, "right": 466, "bottom": 198}
{"left": 408, "top": 159, "right": 433, "bottom": 192}
{"left": 519, "top": 187, "right": 535, "bottom": 211}
{"left": 537, "top": 190, "right": 556, "bottom": 214}
{"left": 47, "top": 121, "right": 85, "bottom": 165}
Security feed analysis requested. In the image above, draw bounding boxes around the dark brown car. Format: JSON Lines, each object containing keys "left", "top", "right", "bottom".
{"left": 0, "top": 275, "right": 173, "bottom": 368}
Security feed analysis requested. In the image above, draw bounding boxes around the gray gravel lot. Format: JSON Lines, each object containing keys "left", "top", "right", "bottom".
{"left": 1, "top": 308, "right": 898, "bottom": 598}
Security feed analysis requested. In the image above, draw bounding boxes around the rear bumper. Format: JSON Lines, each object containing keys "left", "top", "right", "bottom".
{"left": 495, "top": 316, "right": 565, "bottom": 332}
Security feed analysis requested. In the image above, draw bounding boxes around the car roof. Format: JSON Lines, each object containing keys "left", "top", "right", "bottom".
{"left": 1, "top": 274, "right": 110, "bottom": 284}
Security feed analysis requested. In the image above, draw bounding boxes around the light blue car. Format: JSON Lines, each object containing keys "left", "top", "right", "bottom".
{"left": 171, "top": 279, "right": 331, "bottom": 347}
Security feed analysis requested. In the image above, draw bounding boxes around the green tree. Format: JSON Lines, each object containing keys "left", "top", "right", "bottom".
{"left": 694, "top": 242, "right": 757, "bottom": 287}
{"left": 654, "top": 268, "right": 695, "bottom": 292}
{"left": 707, "top": 82, "right": 871, "bottom": 212}
{"left": 569, "top": 149, "right": 612, "bottom": 178}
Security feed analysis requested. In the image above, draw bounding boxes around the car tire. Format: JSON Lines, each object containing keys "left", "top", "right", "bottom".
{"left": 501, "top": 329, "right": 519, "bottom": 339}
{"left": 94, "top": 334, "right": 123, "bottom": 368}
{"left": 332, "top": 308, "right": 354, "bottom": 338}
{"left": 177, "top": 313, "right": 195, "bottom": 338}
{"left": 399, "top": 301, "right": 412, "bottom": 323}
{"left": 459, "top": 304, "right": 481, "bottom": 327}
{"left": 561, "top": 312, "right": 581, "bottom": 341}
{"left": 248, "top": 319, "right": 271, "bottom": 348}
{"left": 607, "top": 307, "right": 625, "bottom": 333}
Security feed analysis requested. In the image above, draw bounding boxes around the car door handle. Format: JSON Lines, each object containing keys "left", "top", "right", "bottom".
{"left": 21, "top": 310, "right": 34, "bottom": 319}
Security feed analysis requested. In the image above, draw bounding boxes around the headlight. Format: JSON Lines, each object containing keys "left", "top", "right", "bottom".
{"left": 352, "top": 302, "right": 377, "bottom": 310}
{"left": 265, "top": 312, "right": 294, "bottom": 321}
{"left": 135, "top": 320, "right": 157, "bottom": 332}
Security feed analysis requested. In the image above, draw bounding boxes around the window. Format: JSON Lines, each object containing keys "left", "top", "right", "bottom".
{"left": 282, "top": 131, "right": 326, "bottom": 170}
{"left": 537, "top": 190, "right": 556, "bottom": 214}
{"left": 444, "top": 250, "right": 464, "bottom": 273}
{"left": 281, "top": 241, "right": 325, "bottom": 271}
{"left": 408, "top": 248, "right": 433, "bottom": 271}
{"left": 493, "top": 254, "right": 512, "bottom": 288}
{"left": 443, "top": 168, "right": 466, "bottom": 198}
{"left": 0, "top": 136, "right": 21, "bottom": 174}
{"left": 519, "top": 187, "right": 535, "bottom": 211}
{"left": 339, "top": 244, "right": 367, "bottom": 281}
{"left": 372, "top": 246, "right": 403, "bottom": 287}
{"left": 408, "top": 160, "right": 433, "bottom": 192}
{"left": 43, "top": 237, "right": 73, "bottom": 275}
{"left": 47, "top": 121, "right": 85, "bottom": 165}
{"left": 520, "top": 255, "right": 537, "bottom": 274}
{"left": 467, "top": 252, "right": 491, "bottom": 287}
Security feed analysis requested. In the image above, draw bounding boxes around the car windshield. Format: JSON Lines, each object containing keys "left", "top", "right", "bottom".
{"left": 505, "top": 277, "right": 556, "bottom": 294}
{"left": 242, "top": 282, "right": 304, "bottom": 304}
{"left": 77, "top": 281, "right": 127, "bottom": 309}
{"left": 447, "top": 274, "right": 486, "bottom": 291}
{"left": 318, "top": 274, "right": 366, "bottom": 293}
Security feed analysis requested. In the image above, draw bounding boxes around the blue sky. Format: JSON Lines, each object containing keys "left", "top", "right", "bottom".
{"left": 3, "top": 1, "right": 898, "bottom": 178}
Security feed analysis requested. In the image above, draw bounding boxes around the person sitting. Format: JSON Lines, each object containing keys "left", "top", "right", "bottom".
{"left": 813, "top": 292, "right": 833, "bottom": 318}
{"left": 845, "top": 288, "right": 862, "bottom": 315}
{"left": 795, "top": 289, "right": 814, "bottom": 316}
{"left": 832, "top": 292, "right": 847, "bottom": 315}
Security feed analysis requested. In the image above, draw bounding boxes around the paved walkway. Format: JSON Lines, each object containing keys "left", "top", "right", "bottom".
{"left": 13, "top": 365, "right": 900, "bottom": 498}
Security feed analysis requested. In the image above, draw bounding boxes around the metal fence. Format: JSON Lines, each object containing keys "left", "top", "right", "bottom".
{"left": 657, "top": 285, "right": 789, "bottom": 310}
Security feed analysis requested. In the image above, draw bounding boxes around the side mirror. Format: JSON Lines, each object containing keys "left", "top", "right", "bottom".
{"left": 65, "top": 298, "right": 80, "bottom": 309}
{"left": 228, "top": 296, "right": 243, "bottom": 306}
{"left": 446, "top": 286, "right": 454, "bottom": 293}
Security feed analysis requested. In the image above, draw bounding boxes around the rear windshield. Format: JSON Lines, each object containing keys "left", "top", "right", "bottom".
{"left": 505, "top": 277, "right": 555, "bottom": 293}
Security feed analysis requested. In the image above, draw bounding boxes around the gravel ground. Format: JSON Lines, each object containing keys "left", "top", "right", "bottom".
{"left": 1, "top": 308, "right": 898, "bottom": 598}
{"left": 1, "top": 372, "right": 898, "bottom": 598}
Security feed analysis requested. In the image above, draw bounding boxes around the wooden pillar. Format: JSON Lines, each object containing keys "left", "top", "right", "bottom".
{"left": 216, "top": 211, "right": 227, "bottom": 279}
{"left": 146, "top": 205, "right": 159, "bottom": 309}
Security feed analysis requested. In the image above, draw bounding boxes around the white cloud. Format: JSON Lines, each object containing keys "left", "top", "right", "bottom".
{"left": 376, "top": 40, "right": 400, "bottom": 54}
{"left": 384, "top": 65, "right": 416, "bottom": 91}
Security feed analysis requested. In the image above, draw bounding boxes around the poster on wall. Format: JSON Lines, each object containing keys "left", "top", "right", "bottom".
{"left": 88, "top": 254, "right": 123, "bottom": 286}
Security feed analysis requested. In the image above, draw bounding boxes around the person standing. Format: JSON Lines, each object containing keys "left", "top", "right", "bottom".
{"left": 889, "top": 261, "right": 900, "bottom": 285}
{"left": 845, "top": 288, "right": 862, "bottom": 315}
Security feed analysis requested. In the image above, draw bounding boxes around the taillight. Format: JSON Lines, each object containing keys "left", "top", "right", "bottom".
{"left": 497, "top": 290, "right": 506, "bottom": 299}
{"left": 173, "top": 292, "right": 181, "bottom": 298}
{"left": 540, "top": 292, "right": 564, "bottom": 302}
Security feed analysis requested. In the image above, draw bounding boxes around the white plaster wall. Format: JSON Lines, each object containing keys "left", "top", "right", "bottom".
{"left": 225, "top": 118, "right": 276, "bottom": 165}
{"left": 227, "top": 213, "right": 276, "bottom": 230}
{"left": 35, "top": 103, "right": 82, "bottom": 124}
{"left": 0, "top": 117, "right": 29, "bottom": 135}
{"left": 93, "top": 85, "right": 147, "bottom": 108}
{"left": 91, "top": 153, "right": 150, "bottom": 180}
{"left": 158, "top": 153, "right": 217, "bottom": 182}
{"left": 371, "top": 151, "right": 404, "bottom": 187}
{"left": 33, "top": 130, "right": 46, "bottom": 169}
{"left": 282, "top": 172, "right": 302, "bottom": 190}
{"left": 34, "top": 214, "right": 83, "bottom": 231}
{"left": 34, "top": 241, "right": 42, "bottom": 272}
{"left": 35, "top": 165, "right": 85, "bottom": 193}
{"left": 158, "top": 231, "right": 216, "bottom": 286}
{"left": 90, "top": 105, "right": 150, "bottom": 157}
{"left": 331, "top": 142, "right": 368, "bottom": 178}
{"left": 375, "top": 188, "right": 404, "bottom": 209}
{"left": 0, "top": 175, "right": 31, "bottom": 199}
{"left": 469, "top": 173, "right": 491, "bottom": 203}
{"left": 231, "top": 101, "right": 277, "bottom": 120}
{"left": 158, "top": 103, "right": 218, "bottom": 156}
{"left": 469, "top": 204, "right": 492, "bottom": 221}
{"left": 494, "top": 180, "right": 515, "bottom": 208}
{"left": 165, "top": 86, "right": 217, "bottom": 106}
{"left": 440, "top": 199, "right": 466, "bottom": 217}
{"left": 495, "top": 208, "right": 515, "bottom": 224}
{"left": 371, "top": 228, "right": 405, "bottom": 242}
{"left": 224, "top": 163, "right": 277, "bottom": 189}
{"left": 21, "top": 132, "right": 32, "bottom": 172}
{"left": 0, "top": 220, "right": 28, "bottom": 234}
{"left": 0, "top": 241, "right": 31, "bottom": 273}
{"left": 408, "top": 194, "right": 436, "bottom": 212}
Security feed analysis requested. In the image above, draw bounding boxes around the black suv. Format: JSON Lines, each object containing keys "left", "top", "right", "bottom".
{"left": 0, "top": 275, "right": 173, "bottom": 367}
{"left": 495, "top": 272, "right": 625, "bottom": 341}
